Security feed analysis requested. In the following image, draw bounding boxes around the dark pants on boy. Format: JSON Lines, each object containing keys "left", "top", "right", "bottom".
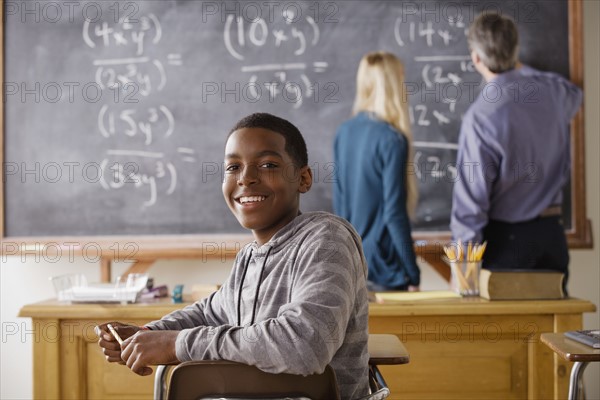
{"left": 482, "top": 215, "right": 569, "bottom": 294}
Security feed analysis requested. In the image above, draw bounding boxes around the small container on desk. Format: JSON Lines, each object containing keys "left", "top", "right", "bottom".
{"left": 50, "top": 273, "right": 88, "bottom": 301}
{"left": 447, "top": 259, "right": 482, "bottom": 297}
{"left": 172, "top": 284, "right": 184, "bottom": 303}
{"left": 50, "top": 273, "right": 149, "bottom": 303}
{"left": 443, "top": 241, "right": 486, "bottom": 297}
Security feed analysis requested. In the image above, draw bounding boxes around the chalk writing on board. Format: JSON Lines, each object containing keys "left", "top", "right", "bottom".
{"left": 98, "top": 154, "right": 177, "bottom": 208}
{"left": 224, "top": 12, "right": 328, "bottom": 109}
{"left": 84, "top": 12, "right": 187, "bottom": 209}
{"left": 395, "top": 19, "right": 467, "bottom": 48}
{"left": 98, "top": 105, "right": 175, "bottom": 145}
{"left": 93, "top": 56, "right": 178, "bottom": 96}
{"left": 394, "top": 9, "right": 480, "bottom": 225}
{"left": 82, "top": 14, "right": 162, "bottom": 55}
{"left": 413, "top": 150, "right": 458, "bottom": 181}
{"left": 2, "top": 0, "right": 576, "bottom": 237}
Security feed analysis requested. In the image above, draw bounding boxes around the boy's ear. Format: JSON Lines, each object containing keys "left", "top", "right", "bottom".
{"left": 298, "top": 166, "right": 313, "bottom": 193}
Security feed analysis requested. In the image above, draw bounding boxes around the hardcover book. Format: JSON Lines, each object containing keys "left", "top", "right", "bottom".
{"left": 479, "top": 269, "right": 565, "bottom": 300}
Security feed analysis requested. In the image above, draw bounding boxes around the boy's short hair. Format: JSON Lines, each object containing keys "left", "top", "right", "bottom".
{"left": 229, "top": 113, "right": 308, "bottom": 167}
{"left": 468, "top": 12, "right": 519, "bottom": 74}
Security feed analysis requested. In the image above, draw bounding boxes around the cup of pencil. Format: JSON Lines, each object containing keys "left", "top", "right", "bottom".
{"left": 443, "top": 241, "right": 486, "bottom": 297}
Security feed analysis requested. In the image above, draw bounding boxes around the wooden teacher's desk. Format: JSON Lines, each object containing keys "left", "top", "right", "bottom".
{"left": 19, "top": 297, "right": 595, "bottom": 400}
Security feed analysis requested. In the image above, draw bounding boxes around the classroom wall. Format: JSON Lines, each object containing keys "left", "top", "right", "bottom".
{"left": 569, "top": 2, "right": 600, "bottom": 398}
{"left": 1, "top": 1, "right": 599, "bottom": 398}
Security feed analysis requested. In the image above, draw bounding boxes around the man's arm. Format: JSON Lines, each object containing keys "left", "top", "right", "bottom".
{"left": 521, "top": 66, "right": 583, "bottom": 123}
{"left": 555, "top": 74, "right": 582, "bottom": 194}
{"left": 564, "top": 82, "right": 583, "bottom": 121}
{"left": 451, "top": 112, "right": 498, "bottom": 243}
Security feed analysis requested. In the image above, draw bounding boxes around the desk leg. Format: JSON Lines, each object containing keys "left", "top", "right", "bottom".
{"left": 32, "top": 319, "right": 60, "bottom": 399}
{"left": 568, "top": 362, "right": 588, "bottom": 400}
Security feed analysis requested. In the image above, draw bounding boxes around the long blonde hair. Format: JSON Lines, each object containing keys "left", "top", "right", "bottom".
{"left": 352, "top": 51, "right": 418, "bottom": 218}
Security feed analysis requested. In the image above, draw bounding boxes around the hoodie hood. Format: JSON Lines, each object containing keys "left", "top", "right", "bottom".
{"left": 243, "top": 211, "right": 367, "bottom": 278}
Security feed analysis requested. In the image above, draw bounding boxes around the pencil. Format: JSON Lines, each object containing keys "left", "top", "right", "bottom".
{"left": 107, "top": 324, "right": 123, "bottom": 346}
{"left": 467, "top": 242, "right": 472, "bottom": 262}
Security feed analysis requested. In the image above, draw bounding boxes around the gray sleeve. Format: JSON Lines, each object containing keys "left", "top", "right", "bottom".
{"left": 145, "top": 258, "right": 239, "bottom": 331}
{"left": 174, "top": 223, "right": 362, "bottom": 376}
{"left": 145, "top": 289, "right": 229, "bottom": 331}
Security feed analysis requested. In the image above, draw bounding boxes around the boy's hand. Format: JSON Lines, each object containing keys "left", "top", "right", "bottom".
{"left": 95, "top": 322, "right": 141, "bottom": 363}
{"left": 121, "top": 330, "right": 180, "bottom": 376}
{"left": 408, "top": 285, "right": 420, "bottom": 292}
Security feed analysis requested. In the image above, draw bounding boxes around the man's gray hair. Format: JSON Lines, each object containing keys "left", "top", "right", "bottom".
{"left": 468, "top": 12, "right": 519, "bottom": 74}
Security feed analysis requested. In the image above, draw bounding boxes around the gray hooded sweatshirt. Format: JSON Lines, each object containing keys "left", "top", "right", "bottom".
{"left": 147, "top": 212, "right": 370, "bottom": 399}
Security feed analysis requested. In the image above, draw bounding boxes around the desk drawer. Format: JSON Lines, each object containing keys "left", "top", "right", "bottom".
{"left": 370, "top": 314, "right": 555, "bottom": 400}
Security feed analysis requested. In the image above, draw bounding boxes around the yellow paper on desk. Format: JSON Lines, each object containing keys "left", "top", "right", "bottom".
{"left": 375, "top": 290, "right": 460, "bottom": 302}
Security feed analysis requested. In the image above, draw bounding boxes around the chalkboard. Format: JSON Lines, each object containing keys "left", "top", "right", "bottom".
{"left": 1, "top": 0, "right": 589, "bottom": 246}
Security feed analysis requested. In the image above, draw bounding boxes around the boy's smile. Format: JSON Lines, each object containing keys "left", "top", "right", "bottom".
{"left": 223, "top": 127, "right": 312, "bottom": 245}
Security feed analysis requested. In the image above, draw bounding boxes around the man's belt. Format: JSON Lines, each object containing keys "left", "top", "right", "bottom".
{"left": 540, "top": 205, "right": 562, "bottom": 218}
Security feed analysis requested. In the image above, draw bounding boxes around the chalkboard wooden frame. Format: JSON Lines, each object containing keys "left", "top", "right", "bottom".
{"left": 0, "top": 0, "right": 592, "bottom": 270}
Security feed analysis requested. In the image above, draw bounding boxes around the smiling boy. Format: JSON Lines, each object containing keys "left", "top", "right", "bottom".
{"left": 96, "top": 113, "right": 370, "bottom": 399}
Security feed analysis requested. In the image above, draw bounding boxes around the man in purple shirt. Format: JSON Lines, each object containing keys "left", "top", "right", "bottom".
{"left": 451, "top": 12, "right": 583, "bottom": 286}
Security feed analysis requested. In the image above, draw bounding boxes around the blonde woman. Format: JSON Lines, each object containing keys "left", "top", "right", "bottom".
{"left": 333, "top": 51, "right": 420, "bottom": 291}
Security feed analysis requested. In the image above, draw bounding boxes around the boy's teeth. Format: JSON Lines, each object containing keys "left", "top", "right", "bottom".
{"left": 240, "top": 196, "right": 266, "bottom": 204}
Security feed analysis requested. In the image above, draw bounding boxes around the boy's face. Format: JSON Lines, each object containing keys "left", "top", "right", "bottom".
{"left": 223, "top": 127, "right": 312, "bottom": 245}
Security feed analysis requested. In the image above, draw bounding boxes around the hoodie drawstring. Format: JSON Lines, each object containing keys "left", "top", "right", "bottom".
{"left": 237, "top": 246, "right": 273, "bottom": 326}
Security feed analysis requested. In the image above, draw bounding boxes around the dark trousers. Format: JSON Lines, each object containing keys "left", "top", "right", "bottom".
{"left": 482, "top": 216, "right": 569, "bottom": 293}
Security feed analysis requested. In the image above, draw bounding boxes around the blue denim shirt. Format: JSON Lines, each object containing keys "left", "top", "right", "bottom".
{"left": 451, "top": 65, "right": 583, "bottom": 242}
{"left": 334, "top": 112, "right": 420, "bottom": 287}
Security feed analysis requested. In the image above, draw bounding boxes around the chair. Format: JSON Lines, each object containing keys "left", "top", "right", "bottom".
{"left": 154, "top": 334, "right": 408, "bottom": 400}
{"left": 154, "top": 361, "right": 340, "bottom": 400}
